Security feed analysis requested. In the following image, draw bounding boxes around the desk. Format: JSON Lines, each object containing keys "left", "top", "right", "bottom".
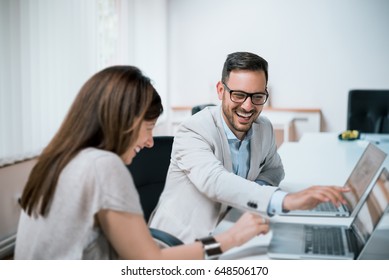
{"left": 216, "top": 132, "right": 389, "bottom": 259}
{"left": 279, "top": 132, "right": 371, "bottom": 191}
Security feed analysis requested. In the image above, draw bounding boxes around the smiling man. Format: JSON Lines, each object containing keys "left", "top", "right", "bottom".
{"left": 150, "top": 52, "right": 348, "bottom": 243}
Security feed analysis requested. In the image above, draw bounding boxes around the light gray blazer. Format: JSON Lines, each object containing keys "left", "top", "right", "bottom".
{"left": 149, "top": 105, "right": 284, "bottom": 243}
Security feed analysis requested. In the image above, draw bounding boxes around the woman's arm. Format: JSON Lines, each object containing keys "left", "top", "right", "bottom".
{"left": 98, "top": 210, "right": 269, "bottom": 260}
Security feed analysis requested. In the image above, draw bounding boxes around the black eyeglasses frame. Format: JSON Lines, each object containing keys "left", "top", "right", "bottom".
{"left": 222, "top": 82, "right": 269, "bottom": 106}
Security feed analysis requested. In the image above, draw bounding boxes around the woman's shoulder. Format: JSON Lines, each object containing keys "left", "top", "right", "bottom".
{"left": 78, "top": 148, "right": 121, "bottom": 163}
{"left": 70, "top": 148, "right": 125, "bottom": 174}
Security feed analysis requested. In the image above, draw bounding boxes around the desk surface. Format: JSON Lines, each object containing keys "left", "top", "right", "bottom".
{"left": 216, "top": 132, "right": 389, "bottom": 260}
{"left": 279, "top": 132, "right": 370, "bottom": 191}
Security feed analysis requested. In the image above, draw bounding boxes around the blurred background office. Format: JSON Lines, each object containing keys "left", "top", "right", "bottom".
{"left": 1, "top": 0, "right": 389, "bottom": 161}
{"left": 1, "top": 0, "right": 389, "bottom": 258}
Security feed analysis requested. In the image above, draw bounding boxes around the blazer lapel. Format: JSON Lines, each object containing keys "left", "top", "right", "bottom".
{"left": 213, "top": 106, "right": 233, "bottom": 172}
{"left": 247, "top": 121, "right": 263, "bottom": 180}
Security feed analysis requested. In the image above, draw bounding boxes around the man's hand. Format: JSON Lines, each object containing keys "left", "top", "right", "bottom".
{"left": 282, "top": 186, "right": 350, "bottom": 211}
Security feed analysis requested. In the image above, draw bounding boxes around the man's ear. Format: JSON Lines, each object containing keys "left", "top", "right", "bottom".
{"left": 216, "top": 81, "right": 224, "bottom": 101}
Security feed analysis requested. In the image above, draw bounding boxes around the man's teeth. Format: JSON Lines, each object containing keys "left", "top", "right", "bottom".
{"left": 135, "top": 147, "right": 141, "bottom": 153}
{"left": 237, "top": 112, "right": 253, "bottom": 118}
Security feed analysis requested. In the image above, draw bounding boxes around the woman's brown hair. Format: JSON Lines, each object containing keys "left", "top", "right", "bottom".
{"left": 20, "top": 66, "right": 163, "bottom": 216}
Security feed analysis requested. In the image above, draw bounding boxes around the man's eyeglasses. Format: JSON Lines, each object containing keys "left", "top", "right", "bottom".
{"left": 222, "top": 82, "right": 268, "bottom": 105}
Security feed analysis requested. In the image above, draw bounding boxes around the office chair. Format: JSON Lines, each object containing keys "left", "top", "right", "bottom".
{"left": 191, "top": 103, "right": 216, "bottom": 115}
{"left": 347, "top": 90, "right": 389, "bottom": 133}
{"left": 127, "top": 136, "right": 183, "bottom": 247}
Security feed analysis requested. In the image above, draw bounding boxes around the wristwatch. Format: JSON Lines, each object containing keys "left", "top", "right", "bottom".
{"left": 196, "top": 236, "right": 222, "bottom": 260}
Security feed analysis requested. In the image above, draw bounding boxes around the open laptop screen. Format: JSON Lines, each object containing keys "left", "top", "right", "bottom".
{"left": 343, "top": 144, "right": 387, "bottom": 212}
{"left": 352, "top": 168, "right": 389, "bottom": 243}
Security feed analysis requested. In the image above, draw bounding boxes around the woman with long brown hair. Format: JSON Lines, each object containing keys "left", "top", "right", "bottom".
{"left": 15, "top": 65, "right": 269, "bottom": 259}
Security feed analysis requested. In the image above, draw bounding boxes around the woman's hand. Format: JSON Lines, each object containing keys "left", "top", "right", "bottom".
{"left": 215, "top": 212, "right": 269, "bottom": 252}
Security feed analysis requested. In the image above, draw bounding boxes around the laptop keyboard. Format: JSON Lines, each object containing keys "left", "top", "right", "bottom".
{"left": 314, "top": 202, "right": 340, "bottom": 212}
{"left": 304, "top": 226, "right": 345, "bottom": 255}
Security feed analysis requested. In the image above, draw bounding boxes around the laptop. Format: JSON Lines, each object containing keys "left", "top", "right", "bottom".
{"left": 268, "top": 167, "right": 389, "bottom": 259}
{"left": 281, "top": 143, "right": 386, "bottom": 217}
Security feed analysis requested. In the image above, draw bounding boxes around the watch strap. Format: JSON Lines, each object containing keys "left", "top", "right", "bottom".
{"left": 196, "top": 236, "right": 222, "bottom": 259}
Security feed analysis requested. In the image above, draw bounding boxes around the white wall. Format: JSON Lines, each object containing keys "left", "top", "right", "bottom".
{"left": 131, "top": 0, "right": 170, "bottom": 132}
{"left": 168, "top": 0, "right": 389, "bottom": 132}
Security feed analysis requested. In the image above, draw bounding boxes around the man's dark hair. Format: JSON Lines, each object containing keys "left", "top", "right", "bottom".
{"left": 221, "top": 52, "right": 268, "bottom": 84}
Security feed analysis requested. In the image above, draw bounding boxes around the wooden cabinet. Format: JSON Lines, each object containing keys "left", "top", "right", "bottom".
{"left": 262, "top": 107, "right": 322, "bottom": 146}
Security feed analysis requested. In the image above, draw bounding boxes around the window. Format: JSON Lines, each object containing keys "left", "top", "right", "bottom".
{"left": 0, "top": 0, "right": 168, "bottom": 166}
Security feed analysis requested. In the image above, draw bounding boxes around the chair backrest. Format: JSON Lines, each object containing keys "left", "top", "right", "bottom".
{"left": 347, "top": 90, "right": 389, "bottom": 133}
{"left": 127, "top": 136, "right": 173, "bottom": 222}
{"left": 191, "top": 103, "right": 216, "bottom": 115}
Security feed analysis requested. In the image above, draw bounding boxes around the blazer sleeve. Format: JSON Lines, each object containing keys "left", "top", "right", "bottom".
{"left": 172, "top": 116, "right": 278, "bottom": 214}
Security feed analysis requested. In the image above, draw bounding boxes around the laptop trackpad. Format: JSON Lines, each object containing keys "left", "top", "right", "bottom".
{"left": 268, "top": 224, "right": 305, "bottom": 259}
